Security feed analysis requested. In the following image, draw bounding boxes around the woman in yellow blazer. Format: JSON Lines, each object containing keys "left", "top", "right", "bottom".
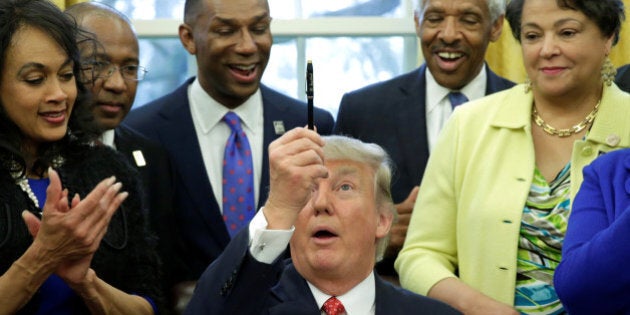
{"left": 395, "top": 0, "right": 629, "bottom": 314}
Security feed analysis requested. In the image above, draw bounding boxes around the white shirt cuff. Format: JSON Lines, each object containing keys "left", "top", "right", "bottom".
{"left": 248, "top": 207, "right": 294, "bottom": 264}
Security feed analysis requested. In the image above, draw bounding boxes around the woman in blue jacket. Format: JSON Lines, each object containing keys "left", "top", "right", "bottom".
{"left": 554, "top": 148, "right": 630, "bottom": 314}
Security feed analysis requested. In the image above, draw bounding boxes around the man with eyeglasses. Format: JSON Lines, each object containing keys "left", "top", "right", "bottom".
{"left": 67, "top": 3, "right": 183, "bottom": 313}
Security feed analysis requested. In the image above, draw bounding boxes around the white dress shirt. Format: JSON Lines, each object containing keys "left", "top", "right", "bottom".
{"left": 248, "top": 210, "right": 376, "bottom": 315}
{"left": 188, "top": 79, "right": 264, "bottom": 214}
{"left": 425, "top": 66, "right": 487, "bottom": 151}
{"left": 100, "top": 129, "right": 116, "bottom": 149}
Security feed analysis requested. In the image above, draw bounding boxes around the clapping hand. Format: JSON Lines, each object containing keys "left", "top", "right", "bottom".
{"left": 21, "top": 168, "right": 128, "bottom": 286}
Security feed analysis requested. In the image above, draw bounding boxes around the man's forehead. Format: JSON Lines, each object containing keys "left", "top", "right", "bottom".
{"left": 326, "top": 160, "right": 374, "bottom": 179}
{"left": 421, "top": 0, "right": 488, "bottom": 13}
{"left": 207, "top": 0, "right": 270, "bottom": 18}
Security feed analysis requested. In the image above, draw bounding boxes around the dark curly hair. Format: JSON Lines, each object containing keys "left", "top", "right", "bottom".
{"left": 0, "top": 0, "right": 101, "bottom": 177}
{"left": 506, "top": 0, "right": 625, "bottom": 45}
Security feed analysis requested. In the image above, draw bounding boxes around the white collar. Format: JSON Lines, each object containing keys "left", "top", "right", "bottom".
{"left": 308, "top": 271, "right": 375, "bottom": 314}
{"left": 100, "top": 129, "right": 116, "bottom": 149}
{"left": 425, "top": 64, "right": 487, "bottom": 112}
{"left": 188, "top": 78, "right": 262, "bottom": 135}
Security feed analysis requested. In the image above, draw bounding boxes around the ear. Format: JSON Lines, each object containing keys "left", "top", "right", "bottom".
{"left": 604, "top": 33, "right": 615, "bottom": 56}
{"left": 375, "top": 207, "right": 394, "bottom": 239}
{"left": 178, "top": 23, "right": 196, "bottom": 55}
{"left": 489, "top": 15, "right": 505, "bottom": 42}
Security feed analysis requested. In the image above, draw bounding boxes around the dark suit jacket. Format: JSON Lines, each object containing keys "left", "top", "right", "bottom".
{"left": 114, "top": 124, "right": 183, "bottom": 310}
{"left": 184, "top": 229, "right": 461, "bottom": 315}
{"left": 615, "top": 64, "right": 630, "bottom": 93}
{"left": 123, "top": 78, "right": 335, "bottom": 281}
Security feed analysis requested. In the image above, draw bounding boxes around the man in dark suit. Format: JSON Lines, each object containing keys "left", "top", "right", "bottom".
{"left": 185, "top": 130, "right": 460, "bottom": 315}
{"left": 615, "top": 64, "right": 630, "bottom": 93}
{"left": 67, "top": 3, "right": 182, "bottom": 312}
{"left": 334, "top": 0, "right": 515, "bottom": 279}
{"left": 123, "top": 0, "right": 334, "bottom": 310}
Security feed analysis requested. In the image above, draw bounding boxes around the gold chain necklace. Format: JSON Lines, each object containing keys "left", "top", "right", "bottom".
{"left": 532, "top": 100, "right": 600, "bottom": 137}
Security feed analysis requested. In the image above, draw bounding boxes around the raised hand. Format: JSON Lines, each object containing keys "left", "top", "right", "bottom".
{"left": 264, "top": 127, "right": 328, "bottom": 230}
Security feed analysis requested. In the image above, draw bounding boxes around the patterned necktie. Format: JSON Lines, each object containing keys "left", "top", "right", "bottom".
{"left": 322, "top": 296, "right": 346, "bottom": 315}
{"left": 222, "top": 112, "right": 255, "bottom": 238}
{"left": 448, "top": 91, "right": 469, "bottom": 109}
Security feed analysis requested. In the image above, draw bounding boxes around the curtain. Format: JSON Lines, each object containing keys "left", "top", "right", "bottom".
{"left": 487, "top": 0, "right": 630, "bottom": 83}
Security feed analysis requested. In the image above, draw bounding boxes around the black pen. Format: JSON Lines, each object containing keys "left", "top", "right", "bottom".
{"left": 306, "top": 60, "right": 314, "bottom": 130}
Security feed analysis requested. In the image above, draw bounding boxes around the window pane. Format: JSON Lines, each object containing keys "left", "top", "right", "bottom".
{"left": 264, "top": 36, "right": 411, "bottom": 118}
{"left": 270, "top": 0, "right": 403, "bottom": 18}
{"left": 99, "top": 0, "right": 403, "bottom": 20}
{"left": 134, "top": 38, "right": 190, "bottom": 108}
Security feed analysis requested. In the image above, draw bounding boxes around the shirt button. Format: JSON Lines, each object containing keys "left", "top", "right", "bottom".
{"left": 606, "top": 134, "right": 621, "bottom": 147}
{"left": 581, "top": 146, "right": 593, "bottom": 156}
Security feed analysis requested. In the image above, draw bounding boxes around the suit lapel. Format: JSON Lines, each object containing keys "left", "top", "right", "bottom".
{"left": 268, "top": 270, "right": 406, "bottom": 315}
{"left": 269, "top": 264, "right": 321, "bottom": 315}
{"left": 486, "top": 65, "right": 515, "bottom": 94}
{"left": 259, "top": 85, "right": 289, "bottom": 209}
{"left": 374, "top": 274, "right": 398, "bottom": 315}
{"left": 113, "top": 127, "right": 133, "bottom": 161}
{"left": 394, "top": 65, "right": 431, "bottom": 183}
{"left": 156, "top": 87, "right": 230, "bottom": 245}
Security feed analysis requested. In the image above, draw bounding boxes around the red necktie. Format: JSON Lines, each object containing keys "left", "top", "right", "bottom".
{"left": 322, "top": 296, "right": 346, "bottom": 315}
{"left": 222, "top": 112, "right": 255, "bottom": 238}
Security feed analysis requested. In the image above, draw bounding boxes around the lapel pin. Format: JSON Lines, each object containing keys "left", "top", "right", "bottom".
{"left": 132, "top": 150, "right": 146, "bottom": 167}
{"left": 273, "top": 121, "right": 285, "bottom": 135}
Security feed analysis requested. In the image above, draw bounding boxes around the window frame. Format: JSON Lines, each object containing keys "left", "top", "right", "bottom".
{"left": 130, "top": 2, "right": 422, "bottom": 114}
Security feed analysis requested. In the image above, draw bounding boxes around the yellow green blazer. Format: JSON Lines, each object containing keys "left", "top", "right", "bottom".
{"left": 395, "top": 83, "right": 630, "bottom": 305}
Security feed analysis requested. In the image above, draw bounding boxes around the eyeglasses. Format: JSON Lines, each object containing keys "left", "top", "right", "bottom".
{"left": 82, "top": 61, "right": 147, "bottom": 82}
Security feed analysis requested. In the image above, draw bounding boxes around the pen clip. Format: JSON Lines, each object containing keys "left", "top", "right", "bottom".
{"left": 306, "top": 60, "right": 313, "bottom": 99}
{"left": 306, "top": 60, "right": 314, "bottom": 130}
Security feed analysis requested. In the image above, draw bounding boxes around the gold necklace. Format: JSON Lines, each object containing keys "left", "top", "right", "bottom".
{"left": 532, "top": 100, "right": 600, "bottom": 137}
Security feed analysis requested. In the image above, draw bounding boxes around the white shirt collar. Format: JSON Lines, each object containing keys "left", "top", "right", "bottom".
{"left": 425, "top": 64, "right": 488, "bottom": 113}
{"left": 100, "top": 129, "right": 116, "bottom": 149}
{"left": 309, "top": 271, "right": 376, "bottom": 315}
{"left": 189, "top": 78, "right": 262, "bottom": 136}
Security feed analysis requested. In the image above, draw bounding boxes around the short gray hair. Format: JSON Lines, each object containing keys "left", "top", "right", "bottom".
{"left": 418, "top": 0, "right": 506, "bottom": 23}
{"left": 322, "top": 135, "right": 396, "bottom": 262}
